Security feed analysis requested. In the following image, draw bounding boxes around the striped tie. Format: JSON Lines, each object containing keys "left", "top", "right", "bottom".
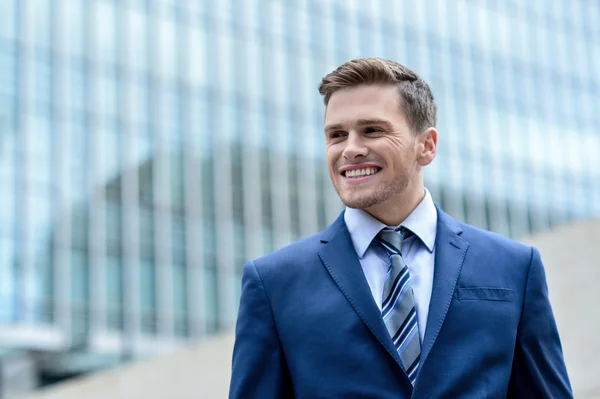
{"left": 376, "top": 227, "right": 421, "bottom": 385}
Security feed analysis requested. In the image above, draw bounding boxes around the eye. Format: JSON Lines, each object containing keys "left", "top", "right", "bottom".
{"left": 328, "top": 131, "right": 347, "bottom": 140}
{"left": 364, "top": 126, "right": 384, "bottom": 134}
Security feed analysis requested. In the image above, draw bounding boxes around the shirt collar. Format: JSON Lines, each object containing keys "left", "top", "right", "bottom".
{"left": 344, "top": 188, "right": 437, "bottom": 258}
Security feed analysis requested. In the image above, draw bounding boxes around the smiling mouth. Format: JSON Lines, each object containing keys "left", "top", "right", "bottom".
{"left": 342, "top": 167, "right": 382, "bottom": 178}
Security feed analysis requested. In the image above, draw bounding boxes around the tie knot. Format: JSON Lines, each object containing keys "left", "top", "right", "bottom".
{"left": 376, "top": 227, "right": 409, "bottom": 255}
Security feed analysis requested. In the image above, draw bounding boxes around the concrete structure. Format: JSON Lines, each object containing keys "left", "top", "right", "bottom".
{"left": 22, "top": 333, "right": 235, "bottom": 399}
{"left": 521, "top": 218, "right": 600, "bottom": 399}
{"left": 22, "top": 219, "right": 600, "bottom": 399}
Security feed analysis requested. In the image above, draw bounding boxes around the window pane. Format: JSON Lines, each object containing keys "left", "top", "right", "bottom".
{"left": 126, "top": 8, "right": 148, "bottom": 70}
{"left": 172, "top": 262, "right": 187, "bottom": 337}
{"left": 0, "top": 0, "right": 16, "bottom": 39}
{"left": 106, "top": 256, "right": 123, "bottom": 331}
{"left": 67, "top": 62, "right": 86, "bottom": 113}
{"left": 157, "top": 17, "right": 176, "bottom": 78}
{"left": 29, "top": 116, "right": 53, "bottom": 187}
{"left": 140, "top": 259, "right": 156, "bottom": 333}
{"left": 33, "top": 0, "right": 51, "bottom": 48}
{"left": 33, "top": 243, "right": 53, "bottom": 323}
{"left": 33, "top": 55, "right": 52, "bottom": 106}
{"left": 63, "top": 0, "right": 84, "bottom": 56}
{"left": 203, "top": 264, "right": 217, "bottom": 334}
{"left": 71, "top": 250, "right": 88, "bottom": 338}
{"left": 98, "top": 72, "right": 118, "bottom": 118}
{"left": 94, "top": 1, "right": 117, "bottom": 63}
{"left": 0, "top": 238, "right": 17, "bottom": 322}
{"left": 0, "top": 50, "right": 16, "bottom": 97}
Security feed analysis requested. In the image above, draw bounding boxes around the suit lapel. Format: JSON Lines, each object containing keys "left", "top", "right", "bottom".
{"left": 318, "top": 213, "right": 410, "bottom": 381}
{"left": 317, "top": 208, "right": 469, "bottom": 388}
{"left": 420, "top": 207, "right": 470, "bottom": 366}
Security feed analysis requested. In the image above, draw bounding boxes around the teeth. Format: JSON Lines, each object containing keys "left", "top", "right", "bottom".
{"left": 346, "top": 167, "right": 378, "bottom": 178}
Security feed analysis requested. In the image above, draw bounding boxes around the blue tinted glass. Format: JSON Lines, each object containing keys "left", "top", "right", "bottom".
{"left": 140, "top": 259, "right": 156, "bottom": 333}
{"left": 30, "top": 116, "right": 53, "bottom": 186}
{"left": 98, "top": 71, "right": 118, "bottom": 117}
{"left": 33, "top": 242, "right": 53, "bottom": 323}
{"left": 67, "top": 63, "right": 86, "bottom": 112}
{"left": 64, "top": 0, "right": 84, "bottom": 56}
{"left": 106, "top": 256, "right": 123, "bottom": 331}
{"left": 95, "top": 1, "right": 117, "bottom": 63}
{"left": 0, "top": 0, "right": 16, "bottom": 39}
{"left": 68, "top": 121, "right": 87, "bottom": 197}
{"left": 0, "top": 238, "right": 17, "bottom": 322}
{"left": 34, "top": 0, "right": 52, "bottom": 48}
{"left": 173, "top": 261, "right": 188, "bottom": 337}
{"left": 71, "top": 249, "right": 89, "bottom": 313}
{"left": 0, "top": 94, "right": 16, "bottom": 150}
{"left": 34, "top": 55, "right": 52, "bottom": 105}
{"left": 0, "top": 49, "right": 15, "bottom": 96}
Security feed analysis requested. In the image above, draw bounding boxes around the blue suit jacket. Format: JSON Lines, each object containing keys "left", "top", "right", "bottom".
{"left": 230, "top": 207, "right": 572, "bottom": 398}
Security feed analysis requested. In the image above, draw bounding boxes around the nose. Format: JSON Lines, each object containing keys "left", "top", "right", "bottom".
{"left": 342, "top": 133, "right": 368, "bottom": 160}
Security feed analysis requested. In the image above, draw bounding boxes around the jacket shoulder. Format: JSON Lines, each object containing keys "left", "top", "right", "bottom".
{"left": 251, "top": 212, "right": 346, "bottom": 274}
{"left": 450, "top": 219, "right": 535, "bottom": 270}
{"left": 437, "top": 207, "right": 533, "bottom": 261}
{"left": 251, "top": 231, "right": 324, "bottom": 272}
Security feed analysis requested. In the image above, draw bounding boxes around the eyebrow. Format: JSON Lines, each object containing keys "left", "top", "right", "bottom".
{"left": 324, "top": 118, "right": 393, "bottom": 132}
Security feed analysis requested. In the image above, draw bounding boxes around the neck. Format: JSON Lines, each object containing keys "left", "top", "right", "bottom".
{"left": 364, "top": 184, "right": 426, "bottom": 226}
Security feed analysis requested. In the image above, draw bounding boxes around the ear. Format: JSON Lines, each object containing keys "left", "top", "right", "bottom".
{"left": 416, "top": 127, "right": 437, "bottom": 166}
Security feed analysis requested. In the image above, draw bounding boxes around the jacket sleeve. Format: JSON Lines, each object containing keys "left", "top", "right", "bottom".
{"left": 507, "top": 247, "right": 573, "bottom": 398}
{"left": 229, "top": 260, "right": 293, "bottom": 398}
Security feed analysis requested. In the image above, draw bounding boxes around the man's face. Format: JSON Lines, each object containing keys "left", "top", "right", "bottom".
{"left": 324, "top": 84, "right": 423, "bottom": 211}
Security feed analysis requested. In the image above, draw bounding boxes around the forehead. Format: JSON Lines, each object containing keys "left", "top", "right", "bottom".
{"left": 324, "top": 84, "right": 404, "bottom": 125}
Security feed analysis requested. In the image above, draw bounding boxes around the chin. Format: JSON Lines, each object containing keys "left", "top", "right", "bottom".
{"left": 339, "top": 193, "right": 382, "bottom": 210}
{"left": 336, "top": 182, "right": 402, "bottom": 210}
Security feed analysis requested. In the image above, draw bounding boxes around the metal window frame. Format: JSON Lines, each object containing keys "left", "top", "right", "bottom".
{"left": 150, "top": 0, "right": 175, "bottom": 340}
{"left": 16, "top": 0, "right": 36, "bottom": 325}
{"left": 51, "top": 0, "right": 73, "bottom": 348}
{"left": 86, "top": 0, "right": 108, "bottom": 340}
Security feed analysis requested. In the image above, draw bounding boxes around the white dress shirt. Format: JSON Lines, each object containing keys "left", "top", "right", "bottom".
{"left": 344, "top": 189, "right": 437, "bottom": 343}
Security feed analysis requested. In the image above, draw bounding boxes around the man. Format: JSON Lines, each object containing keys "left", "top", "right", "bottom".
{"left": 230, "top": 58, "right": 572, "bottom": 398}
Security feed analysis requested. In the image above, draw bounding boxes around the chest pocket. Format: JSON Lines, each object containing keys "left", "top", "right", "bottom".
{"left": 456, "top": 287, "right": 514, "bottom": 302}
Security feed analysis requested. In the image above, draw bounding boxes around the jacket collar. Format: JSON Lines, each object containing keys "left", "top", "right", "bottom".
{"left": 343, "top": 189, "right": 437, "bottom": 258}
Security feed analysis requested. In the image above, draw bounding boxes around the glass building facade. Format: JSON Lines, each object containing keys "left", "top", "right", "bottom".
{"left": 0, "top": 0, "right": 599, "bottom": 390}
